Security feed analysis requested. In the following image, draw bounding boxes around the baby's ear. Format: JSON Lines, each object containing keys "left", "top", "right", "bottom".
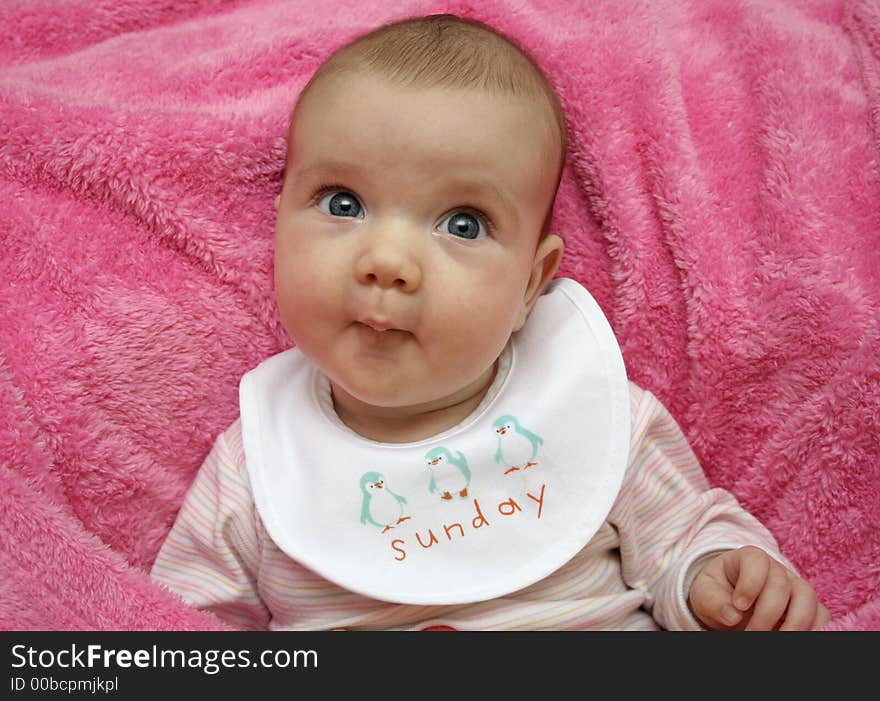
{"left": 514, "top": 234, "right": 565, "bottom": 331}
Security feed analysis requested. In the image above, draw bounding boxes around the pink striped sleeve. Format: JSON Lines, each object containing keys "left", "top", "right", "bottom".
{"left": 150, "top": 419, "right": 271, "bottom": 630}
{"left": 608, "top": 386, "right": 792, "bottom": 631}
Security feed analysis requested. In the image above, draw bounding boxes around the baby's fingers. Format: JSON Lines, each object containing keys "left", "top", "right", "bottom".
{"left": 689, "top": 576, "right": 742, "bottom": 629}
{"left": 725, "top": 546, "right": 770, "bottom": 613}
{"left": 815, "top": 603, "right": 832, "bottom": 629}
{"left": 744, "top": 563, "right": 792, "bottom": 630}
{"left": 779, "top": 579, "right": 830, "bottom": 631}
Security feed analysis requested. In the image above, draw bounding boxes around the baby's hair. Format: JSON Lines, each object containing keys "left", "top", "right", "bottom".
{"left": 288, "top": 13, "right": 568, "bottom": 240}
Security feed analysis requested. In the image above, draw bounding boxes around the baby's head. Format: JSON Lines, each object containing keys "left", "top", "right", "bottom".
{"left": 283, "top": 13, "right": 568, "bottom": 235}
{"left": 273, "top": 14, "right": 567, "bottom": 435}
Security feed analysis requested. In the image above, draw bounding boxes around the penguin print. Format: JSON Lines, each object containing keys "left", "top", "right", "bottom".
{"left": 425, "top": 447, "right": 471, "bottom": 500}
{"left": 359, "top": 471, "right": 411, "bottom": 533}
{"left": 493, "top": 415, "right": 544, "bottom": 475}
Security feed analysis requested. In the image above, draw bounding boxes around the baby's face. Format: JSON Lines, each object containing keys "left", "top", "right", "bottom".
{"left": 274, "top": 71, "right": 560, "bottom": 415}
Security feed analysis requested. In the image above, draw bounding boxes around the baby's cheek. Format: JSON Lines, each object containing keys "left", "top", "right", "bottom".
{"left": 431, "top": 309, "right": 509, "bottom": 371}
{"left": 275, "top": 246, "right": 324, "bottom": 302}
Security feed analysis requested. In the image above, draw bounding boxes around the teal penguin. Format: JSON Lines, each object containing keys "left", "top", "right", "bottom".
{"left": 425, "top": 447, "right": 471, "bottom": 500}
{"left": 359, "top": 471, "right": 410, "bottom": 533}
{"left": 493, "top": 415, "right": 543, "bottom": 474}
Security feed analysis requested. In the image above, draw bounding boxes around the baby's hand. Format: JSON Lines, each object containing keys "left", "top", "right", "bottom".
{"left": 688, "top": 546, "right": 831, "bottom": 630}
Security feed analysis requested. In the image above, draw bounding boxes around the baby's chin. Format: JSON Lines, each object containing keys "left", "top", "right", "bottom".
{"left": 332, "top": 360, "right": 498, "bottom": 415}
{"left": 329, "top": 377, "right": 441, "bottom": 414}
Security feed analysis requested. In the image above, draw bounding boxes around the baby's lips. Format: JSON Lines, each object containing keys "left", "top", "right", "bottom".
{"left": 361, "top": 317, "right": 395, "bottom": 332}
{"left": 357, "top": 314, "right": 412, "bottom": 333}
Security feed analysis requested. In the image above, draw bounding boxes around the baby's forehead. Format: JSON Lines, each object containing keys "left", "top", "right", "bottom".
{"left": 290, "top": 69, "right": 562, "bottom": 173}
{"left": 298, "top": 66, "right": 552, "bottom": 120}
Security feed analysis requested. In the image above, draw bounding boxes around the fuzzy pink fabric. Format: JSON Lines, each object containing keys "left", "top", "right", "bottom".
{"left": 1, "top": 0, "right": 878, "bottom": 631}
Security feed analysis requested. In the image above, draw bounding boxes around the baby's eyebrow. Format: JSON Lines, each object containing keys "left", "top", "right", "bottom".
{"left": 293, "top": 159, "right": 362, "bottom": 182}
{"left": 440, "top": 177, "right": 516, "bottom": 213}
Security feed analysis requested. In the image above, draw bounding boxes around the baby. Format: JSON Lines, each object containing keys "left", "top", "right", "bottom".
{"left": 151, "top": 14, "right": 829, "bottom": 631}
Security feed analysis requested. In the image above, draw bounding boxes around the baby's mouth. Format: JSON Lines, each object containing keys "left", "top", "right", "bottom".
{"left": 354, "top": 320, "right": 411, "bottom": 344}
{"left": 356, "top": 315, "right": 413, "bottom": 334}
{"left": 360, "top": 318, "right": 396, "bottom": 332}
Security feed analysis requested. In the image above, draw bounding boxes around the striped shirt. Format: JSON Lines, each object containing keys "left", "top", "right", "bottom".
{"left": 150, "top": 382, "right": 789, "bottom": 630}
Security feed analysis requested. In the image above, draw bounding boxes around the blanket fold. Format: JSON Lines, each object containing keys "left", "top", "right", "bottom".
{"left": 1, "top": 0, "right": 878, "bottom": 630}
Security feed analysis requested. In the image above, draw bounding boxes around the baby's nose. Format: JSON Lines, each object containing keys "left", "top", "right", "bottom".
{"left": 355, "top": 235, "right": 422, "bottom": 293}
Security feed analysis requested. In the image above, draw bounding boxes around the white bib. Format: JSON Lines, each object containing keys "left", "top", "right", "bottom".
{"left": 240, "top": 278, "right": 630, "bottom": 605}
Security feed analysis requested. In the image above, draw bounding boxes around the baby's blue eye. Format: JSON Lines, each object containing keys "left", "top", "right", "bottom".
{"left": 438, "top": 212, "right": 485, "bottom": 240}
{"left": 318, "top": 190, "right": 363, "bottom": 218}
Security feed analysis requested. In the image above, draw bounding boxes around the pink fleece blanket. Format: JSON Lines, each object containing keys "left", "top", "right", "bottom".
{"left": 1, "top": 0, "right": 878, "bottom": 631}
